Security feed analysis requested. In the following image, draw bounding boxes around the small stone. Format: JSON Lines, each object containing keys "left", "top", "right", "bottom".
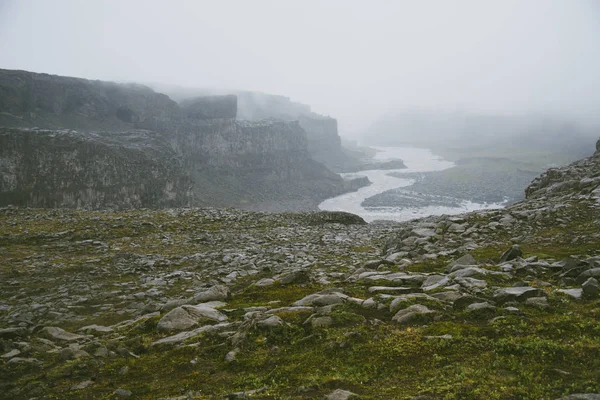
{"left": 327, "top": 388, "right": 357, "bottom": 400}
{"left": 1, "top": 349, "right": 21, "bottom": 359}
{"left": 253, "top": 278, "right": 275, "bottom": 287}
{"left": 466, "top": 302, "right": 495, "bottom": 312}
{"left": 78, "top": 325, "right": 113, "bottom": 335}
{"left": 225, "top": 348, "right": 240, "bottom": 363}
{"left": 525, "top": 296, "right": 549, "bottom": 309}
{"left": 94, "top": 346, "right": 109, "bottom": 358}
{"left": 310, "top": 316, "right": 334, "bottom": 328}
{"left": 257, "top": 315, "right": 285, "bottom": 328}
{"left": 71, "top": 380, "right": 93, "bottom": 390}
{"left": 7, "top": 357, "right": 42, "bottom": 366}
{"left": 59, "top": 347, "right": 90, "bottom": 361}
{"left": 114, "top": 388, "right": 132, "bottom": 397}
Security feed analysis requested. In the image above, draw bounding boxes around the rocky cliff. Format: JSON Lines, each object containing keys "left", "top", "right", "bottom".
{"left": 237, "top": 92, "right": 365, "bottom": 172}
{"left": 0, "top": 69, "right": 360, "bottom": 210}
{"left": 0, "top": 128, "right": 192, "bottom": 209}
{"left": 151, "top": 85, "right": 365, "bottom": 172}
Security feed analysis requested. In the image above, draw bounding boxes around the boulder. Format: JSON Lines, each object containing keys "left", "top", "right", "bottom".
{"left": 39, "top": 327, "right": 85, "bottom": 342}
{"left": 191, "top": 285, "right": 230, "bottom": 303}
{"left": 390, "top": 294, "right": 441, "bottom": 313}
{"left": 392, "top": 304, "right": 436, "bottom": 325}
{"left": 499, "top": 245, "right": 522, "bottom": 262}
{"left": 156, "top": 304, "right": 227, "bottom": 333}
{"left": 446, "top": 254, "right": 477, "bottom": 273}
{"left": 582, "top": 277, "right": 599, "bottom": 298}
{"left": 327, "top": 389, "right": 358, "bottom": 400}
{"left": 556, "top": 395, "right": 600, "bottom": 400}
{"left": 493, "top": 287, "right": 543, "bottom": 304}
{"left": 557, "top": 288, "right": 583, "bottom": 300}
{"left": 293, "top": 292, "right": 347, "bottom": 307}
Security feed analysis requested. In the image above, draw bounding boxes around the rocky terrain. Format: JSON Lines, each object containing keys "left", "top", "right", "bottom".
{"left": 2, "top": 139, "right": 600, "bottom": 398}
{"left": 0, "top": 69, "right": 368, "bottom": 212}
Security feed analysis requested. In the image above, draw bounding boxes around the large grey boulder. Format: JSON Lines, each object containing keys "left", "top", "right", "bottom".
{"left": 499, "top": 245, "right": 523, "bottom": 262}
{"left": 390, "top": 294, "right": 441, "bottom": 313}
{"left": 493, "top": 287, "right": 543, "bottom": 304}
{"left": 39, "top": 327, "right": 85, "bottom": 342}
{"left": 446, "top": 254, "right": 477, "bottom": 273}
{"left": 157, "top": 308, "right": 198, "bottom": 332}
{"left": 392, "top": 304, "right": 436, "bottom": 325}
{"left": 582, "top": 277, "right": 599, "bottom": 298}
{"left": 293, "top": 292, "right": 348, "bottom": 307}
{"left": 277, "top": 269, "right": 310, "bottom": 285}
{"left": 191, "top": 285, "right": 230, "bottom": 303}
{"left": 152, "top": 322, "right": 234, "bottom": 347}
{"left": 157, "top": 303, "right": 227, "bottom": 333}
{"left": 557, "top": 288, "right": 583, "bottom": 300}
{"left": 576, "top": 268, "right": 600, "bottom": 284}
{"left": 327, "top": 389, "right": 358, "bottom": 400}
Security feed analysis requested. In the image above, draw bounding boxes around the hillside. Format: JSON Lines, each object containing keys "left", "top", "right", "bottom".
{"left": 1, "top": 139, "right": 600, "bottom": 398}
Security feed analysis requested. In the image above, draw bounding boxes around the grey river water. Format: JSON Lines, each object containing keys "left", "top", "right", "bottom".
{"left": 319, "top": 146, "right": 503, "bottom": 222}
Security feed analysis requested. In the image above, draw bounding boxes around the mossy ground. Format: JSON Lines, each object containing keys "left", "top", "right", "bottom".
{"left": 14, "top": 299, "right": 599, "bottom": 400}
{"left": 1, "top": 203, "right": 600, "bottom": 399}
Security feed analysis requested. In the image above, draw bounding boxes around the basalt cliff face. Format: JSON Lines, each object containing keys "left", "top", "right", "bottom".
{"left": 153, "top": 85, "right": 365, "bottom": 172}
{"left": 0, "top": 69, "right": 357, "bottom": 211}
{"left": 237, "top": 91, "right": 364, "bottom": 173}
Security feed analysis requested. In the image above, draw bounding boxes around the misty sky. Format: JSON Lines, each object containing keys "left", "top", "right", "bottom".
{"left": 1, "top": 0, "right": 599, "bottom": 136}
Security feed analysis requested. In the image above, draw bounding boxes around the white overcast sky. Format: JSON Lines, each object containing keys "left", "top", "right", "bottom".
{"left": 0, "top": 0, "right": 599, "bottom": 135}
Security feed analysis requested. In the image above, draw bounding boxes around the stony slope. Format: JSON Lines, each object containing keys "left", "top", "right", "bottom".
{"left": 1, "top": 143, "right": 600, "bottom": 399}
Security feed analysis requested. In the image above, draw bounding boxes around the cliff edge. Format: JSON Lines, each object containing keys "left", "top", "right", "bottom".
{"left": 0, "top": 69, "right": 361, "bottom": 210}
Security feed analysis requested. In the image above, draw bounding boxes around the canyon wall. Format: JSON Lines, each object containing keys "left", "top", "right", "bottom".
{"left": 0, "top": 69, "right": 359, "bottom": 211}
{"left": 150, "top": 85, "right": 363, "bottom": 172}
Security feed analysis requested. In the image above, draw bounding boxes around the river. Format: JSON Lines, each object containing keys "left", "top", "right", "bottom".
{"left": 318, "top": 146, "right": 503, "bottom": 222}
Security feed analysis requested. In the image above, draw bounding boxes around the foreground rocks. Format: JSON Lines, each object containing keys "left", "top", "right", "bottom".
{"left": 2, "top": 143, "right": 600, "bottom": 398}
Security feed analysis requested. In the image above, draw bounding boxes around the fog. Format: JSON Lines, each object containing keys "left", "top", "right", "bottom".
{"left": 1, "top": 0, "right": 599, "bottom": 136}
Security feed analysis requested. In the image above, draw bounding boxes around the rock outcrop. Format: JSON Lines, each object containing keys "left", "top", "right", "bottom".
{"left": 0, "top": 69, "right": 363, "bottom": 210}
{"left": 525, "top": 139, "right": 600, "bottom": 199}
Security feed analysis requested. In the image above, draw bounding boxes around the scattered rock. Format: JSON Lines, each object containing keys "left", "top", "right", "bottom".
{"left": 582, "top": 277, "right": 599, "bottom": 299}
{"left": 493, "top": 287, "right": 543, "bottom": 304}
{"left": 114, "top": 388, "right": 132, "bottom": 397}
{"left": 326, "top": 389, "right": 358, "bottom": 400}
{"left": 392, "top": 304, "right": 436, "bottom": 325}
{"left": 39, "top": 326, "right": 85, "bottom": 342}
{"left": 71, "top": 380, "right": 94, "bottom": 390}
{"left": 499, "top": 245, "right": 523, "bottom": 262}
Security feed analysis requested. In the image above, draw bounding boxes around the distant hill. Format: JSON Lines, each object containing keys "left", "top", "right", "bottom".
{"left": 367, "top": 110, "right": 597, "bottom": 167}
